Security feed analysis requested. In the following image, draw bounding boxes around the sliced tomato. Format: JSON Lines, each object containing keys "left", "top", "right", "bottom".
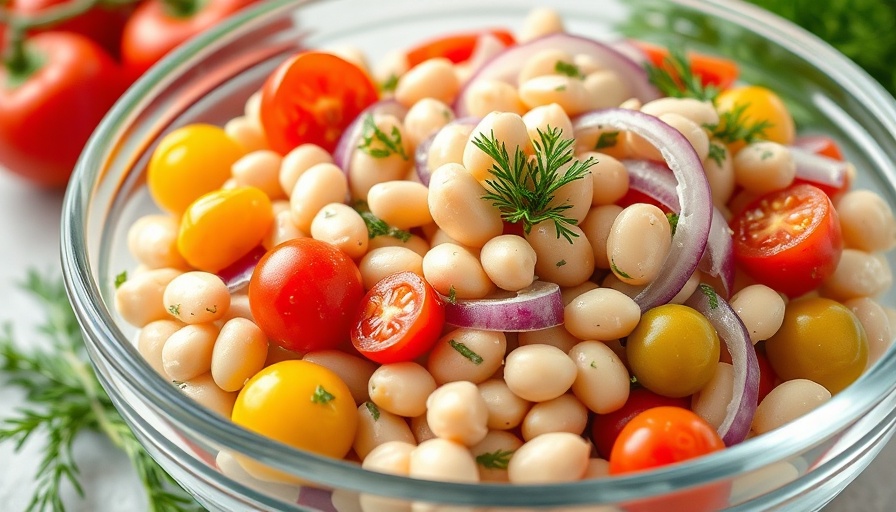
{"left": 591, "top": 387, "right": 691, "bottom": 460}
{"left": 634, "top": 40, "right": 739, "bottom": 91}
{"left": 260, "top": 51, "right": 378, "bottom": 154}
{"left": 350, "top": 271, "right": 445, "bottom": 364}
{"left": 731, "top": 183, "right": 843, "bottom": 298}
{"left": 406, "top": 29, "right": 515, "bottom": 68}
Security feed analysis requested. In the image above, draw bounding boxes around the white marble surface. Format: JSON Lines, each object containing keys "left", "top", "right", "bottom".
{"left": 0, "top": 167, "right": 892, "bottom": 511}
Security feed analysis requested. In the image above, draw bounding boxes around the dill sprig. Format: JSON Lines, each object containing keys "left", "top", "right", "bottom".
{"left": 0, "top": 271, "right": 203, "bottom": 512}
{"left": 473, "top": 126, "right": 595, "bottom": 243}
{"left": 707, "top": 103, "right": 773, "bottom": 145}
{"left": 645, "top": 48, "right": 719, "bottom": 102}
{"left": 353, "top": 202, "right": 412, "bottom": 242}
{"left": 358, "top": 114, "right": 408, "bottom": 160}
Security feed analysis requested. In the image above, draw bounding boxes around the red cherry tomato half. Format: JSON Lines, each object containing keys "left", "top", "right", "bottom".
{"left": 350, "top": 271, "right": 445, "bottom": 364}
{"left": 609, "top": 406, "right": 725, "bottom": 474}
{"left": 730, "top": 183, "right": 843, "bottom": 298}
{"left": 405, "top": 29, "right": 515, "bottom": 68}
{"left": 591, "top": 387, "right": 691, "bottom": 460}
{"left": 634, "top": 40, "right": 740, "bottom": 91}
{"left": 260, "top": 51, "right": 379, "bottom": 154}
{"left": 249, "top": 238, "right": 365, "bottom": 353}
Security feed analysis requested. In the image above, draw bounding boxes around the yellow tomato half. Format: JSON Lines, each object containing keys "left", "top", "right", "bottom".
{"left": 716, "top": 85, "right": 795, "bottom": 146}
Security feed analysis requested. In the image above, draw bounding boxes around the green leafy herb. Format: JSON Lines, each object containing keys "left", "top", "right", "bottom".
{"left": 312, "top": 385, "right": 336, "bottom": 404}
{"left": 114, "top": 271, "right": 127, "bottom": 289}
{"left": 594, "top": 131, "right": 619, "bottom": 150}
{"left": 554, "top": 60, "right": 584, "bottom": 79}
{"left": 448, "top": 340, "right": 483, "bottom": 365}
{"left": 358, "top": 114, "right": 408, "bottom": 160}
{"left": 0, "top": 272, "right": 202, "bottom": 512}
{"left": 556, "top": 259, "right": 567, "bottom": 267}
{"left": 611, "top": 260, "right": 632, "bottom": 279}
{"left": 365, "top": 401, "right": 380, "bottom": 421}
{"left": 167, "top": 304, "right": 180, "bottom": 316}
{"left": 475, "top": 449, "right": 514, "bottom": 469}
{"left": 645, "top": 48, "right": 718, "bottom": 102}
{"left": 353, "top": 202, "right": 412, "bottom": 242}
{"left": 698, "top": 283, "right": 719, "bottom": 309}
{"left": 666, "top": 212, "right": 679, "bottom": 236}
{"left": 473, "top": 126, "right": 596, "bottom": 243}
{"left": 706, "top": 103, "right": 771, "bottom": 145}
{"left": 707, "top": 142, "right": 727, "bottom": 166}
{"left": 380, "top": 74, "right": 399, "bottom": 93}
{"left": 446, "top": 285, "right": 457, "bottom": 305}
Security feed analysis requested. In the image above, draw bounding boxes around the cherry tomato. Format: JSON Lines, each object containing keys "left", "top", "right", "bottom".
{"left": 634, "top": 40, "right": 740, "bottom": 90}
{"left": 609, "top": 406, "right": 725, "bottom": 474}
{"left": 350, "top": 271, "right": 445, "bottom": 364}
{"left": 0, "top": 32, "right": 126, "bottom": 187}
{"left": 755, "top": 344, "right": 777, "bottom": 405}
{"left": 12, "top": 0, "right": 134, "bottom": 60}
{"left": 590, "top": 387, "right": 690, "bottom": 459}
{"left": 405, "top": 29, "right": 515, "bottom": 68}
{"left": 177, "top": 186, "right": 273, "bottom": 272}
{"left": 730, "top": 183, "right": 843, "bottom": 298}
{"left": 249, "top": 238, "right": 365, "bottom": 353}
{"left": 147, "top": 123, "right": 246, "bottom": 215}
{"left": 715, "top": 85, "right": 795, "bottom": 146}
{"left": 120, "top": 0, "right": 257, "bottom": 81}
{"left": 232, "top": 360, "right": 357, "bottom": 479}
{"left": 791, "top": 135, "right": 851, "bottom": 199}
{"left": 260, "top": 51, "right": 378, "bottom": 154}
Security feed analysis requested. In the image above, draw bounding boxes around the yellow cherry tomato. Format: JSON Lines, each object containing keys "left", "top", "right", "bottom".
{"left": 765, "top": 297, "right": 868, "bottom": 394}
{"left": 715, "top": 85, "right": 795, "bottom": 146}
{"left": 177, "top": 186, "right": 273, "bottom": 272}
{"left": 148, "top": 124, "right": 246, "bottom": 214}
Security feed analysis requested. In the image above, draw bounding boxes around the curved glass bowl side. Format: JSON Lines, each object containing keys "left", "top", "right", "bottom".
{"left": 60, "top": 0, "right": 896, "bottom": 510}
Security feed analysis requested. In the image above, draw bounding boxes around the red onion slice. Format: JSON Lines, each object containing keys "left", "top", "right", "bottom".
{"left": 573, "top": 109, "right": 712, "bottom": 311}
{"left": 443, "top": 280, "right": 563, "bottom": 331}
{"left": 789, "top": 145, "right": 848, "bottom": 189}
{"left": 455, "top": 33, "right": 661, "bottom": 117}
{"left": 685, "top": 285, "right": 760, "bottom": 446}
{"left": 333, "top": 100, "right": 409, "bottom": 171}
{"left": 217, "top": 244, "right": 267, "bottom": 293}
{"left": 414, "top": 117, "right": 480, "bottom": 186}
{"left": 624, "top": 159, "right": 735, "bottom": 297}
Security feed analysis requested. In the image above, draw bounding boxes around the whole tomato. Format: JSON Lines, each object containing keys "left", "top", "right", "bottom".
{"left": 0, "top": 32, "right": 127, "bottom": 187}
{"left": 11, "top": 0, "right": 134, "bottom": 60}
{"left": 120, "top": 0, "right": 257, "bottom": 80}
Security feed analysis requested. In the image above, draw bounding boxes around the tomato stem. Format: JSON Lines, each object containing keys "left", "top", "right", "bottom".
{"left": 2, "top": 0, "right": 104, "bottom": 31}
{"left": 162, "top": 0, "right": 207, "bottom": 18}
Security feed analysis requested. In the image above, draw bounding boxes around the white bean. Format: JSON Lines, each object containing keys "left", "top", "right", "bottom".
{"left": 822, "top": 249, "right": 893, "bottom": 300}
{"left": 369, "top": 362, "right": 437, "bottom": 418}
{"left": 606, "top": 203, "right": 671, "bottom": 285}
{"left": 427, "top": 124, "right": 473, "bottom": 173}
{"left": 470, "top": 430, "right": 524, "bottom": 483}
{"left": 518, "top": 75, "right": 593, "bottom": 116}
{"left": 211, "top": 318, "right": 268, "bottom": 392}
{"left": 162, "top": 271, "right": 230, "bottom": 325}
{"left": 580, "top": 204, "right": 623, "bottom": 269}
{"left": 836, "top": 189, "right": 896, "bottom": 252}
{"left": 348, "top": 115, "right": 412, "bottom": 200}
{"left": 507, "top": 432, "right": 590, "bottom": 484}
{"left": 410, "top": 414, "right": 437, "bottom": 444}
{"left": 177, "top": 373, "right": 238, "bottom": 418}
{"left": 263, "top": 208, "right": 305, "bottom": 250}
{"left": 582, "top": 70, "right": 630, "bottom": 109}
{"left": 115, "top": 268, "right": 182, "bottom": 327}
{"left": 362, "top": 440, "right": 416, "bottom": 475}
{"left": 427, "top": 163, "right": 504, "bottom": 248}
{"left": 463, "top": 112, "right": 532, "bottom": 186}
{"left": 224, "top": 116, "right": 268, "bottom": 153}
{"left": 163, "top": 323, "right": 219, "bottom": 381}
{"left": 479, "top": 235, "right": 537, "bottom": 292}
{"left": 583, "top": 458, "right": 611, "bottom": 480}
{"left": 504, "top": 344, "right": 576, "bottom": 402}
{"left": 408, "top": 438, "right": 479, "bottom": 483}
{"left": 422, "top": 243, "right": 494, "bottom": 299}
{"left": 517, "top": 325, "right": 581, "bottom": 353}
{"left": 137, "top": 319, "right": 182, "bottom": 376}
{"left": 426, "top": 381, "right": 489, "bottom": 446}
{"left": 525, "top": 221, "right": 595, "bottom": 287}
{"left": 359, "top": 247, "right": 425, "bottom": 290}
{"left": 517, "top": 7, "right": 564, "bottom": 43}
{"left": 704, "top": 140, "right": 735, "bottom": 207}
{"left": 569, "top": 341, "right": 631, "bottom": 414}
{"left": 522, "top": 102, "right": 574, "bottom": 143}
{"left": 752, "top": 379, "right": 831, "bottom": 435}
{"left": 354, "top": 402, "right": 417, "bottom": 461}
{"left": 220, "top": 293, "right": 255, "bottom": 323}
{"left": 583, "top": 153, "right": 629, "bottom": 206}
{"left": 844, "top": 297, "right": 893, "bottom": 370}
{"left": 404, "top": 98, "right": 454, "bottom": 147}
{"left": 518, "top": 49, "right": 574, "bottom": 84}
{"left": 395, "top": 58, "right": 460, "bottom": 107}
{"left": 463, "top": 79, "right": 526, "bottom": 118}
{"left": 627, "top": 113, "right": 709, "bottom": 162}
{"left": 427, "top": 328, "right": 507, "bottom": 385}
{"left": 310, "top": 203, "right": 369, "bottom": 260}
{"left": 478, "top": 379, "right": 531, "bottom": 431}
{"left": 691, "top": 362, "right": 734, "bottom": 430}
{"left": 304, "top": 349, "right": 379, "bottom": 405}
{"left": 127, "top": 215, "right": 188, "bottom": 269}
{"left": 733, "top": 142, "right": 795, "bottom": 195}
{"left": 520, "top": 394, "right": 588, "bottom": 440}
{"left": 290, "top": 162, "right": 349, "bottom": 232}
{"left": 232, "top": 150, "right": 285, "bottom": 199}
{"left": 547, "top": 161, "right": 594, "bottom": 224}
{"left": 730, "top": 284, "right": 786, "bottom": 344}
{"left": 368, "top": 233, "right": 430, "bottom": 258}
{"left": 368, "top": 181, "right": 433, "bottom": 229}
{"left": 575, "top": 126, "right": 629, "bottom": 160}
{"left": 279, "top": 144, "right": 333, "bottom": 196}
{"left": 641, "top": 97, "right": 719, "bottom": 128}
{"left": 564, "top": 288, "right": 641, "bottom": 341}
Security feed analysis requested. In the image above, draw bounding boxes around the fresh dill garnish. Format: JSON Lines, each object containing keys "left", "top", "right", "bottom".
{"left": 448, "top": 340, "right": 483, "bottom": 365}
{"left": 611, "top": 260, "right": 632, "bottom": 279}
{"left": 698, "top": 283, "right": 719, "bottom": 309}
{"left": 0, "top": 271, "right": 202, "bottom": 512}
{"left": 380, "top": 74, "right": 399, "bottom": 93}
{"left": 666, "top": 212, "right": 679, "bottom": 236}
{"left": 475, "top": 449, "right": 514, "bottom": 469}
{"left": 353, "top": 202, "right": 412, "bottom": 242}
{"left": 706, "top": 103, "right": 772, "bottom": 145}
{"left": 358, "top": 114, "right": 408, "bottom": 160}
{"left": 446, "top": 285, "right": 457, "bottom": 305}
{"left": 473, "top": 126, "right": 595, "bottom": 243}
{"left": 168, "top": 304, "right": 180, "bottom": 316}
{"left": 645, "top": 48, "right": 719, "bottom": 102}
{"left": 365, "top": 401, "right": 380, "bottom": 421}
{"left": 554, "top": 60, "right": 584, "bottom": 79}
{"left": 114, "top": 271, "right": 127, "bottom": 289}
{"left": 594, "top": 131, "right": 620, "bottom": 150}
{"left": 312, "top": 385, "right": 336, "bottom": 404}
{"left": 707, "top": 142, "right": 727, "bottom": 166}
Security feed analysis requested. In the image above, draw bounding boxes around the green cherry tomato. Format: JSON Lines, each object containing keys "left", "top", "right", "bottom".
{"left": 627, "top": 304, "right": 721, "bottom": 398}
{"left": 765, "top": 297, "right": 868, "bottom": 394}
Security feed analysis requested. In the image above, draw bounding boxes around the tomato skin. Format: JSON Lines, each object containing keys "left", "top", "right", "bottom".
{"left": 609, "top": 406, "right": 725, "bottom": 474}
{"left": 715, "top": 86, "right": 795, "bottom": 146}
{"left": 405, "top": 29, "right": 515, "bottom": 68}
{"left": 249, "top": 238, "right": 365, "bottom": 353}
{"left": 351, "top": 271, "right": 445, "bottom": 364}
{"left": 0, "top": 32, "right": 126, "bottom": 187}
{"left": 12, "top": 0, "right": 134, "bottom": 60}
{"left": 591, "top": 388, "right": 690, "bottom": 460}
{"left": 731, "top": 183, "right": 843, "bottom": 298}
{"left": 260, "top": 51, "right": 379, "bottom": 154}
{"left": 120, "top": 0, "right": 257, "bottom": 80}
{"left": 755, "top": 344, "right": 777, "bottom": 405}
{"left": 634, "top": 40, "right": 739, "bottom": 90}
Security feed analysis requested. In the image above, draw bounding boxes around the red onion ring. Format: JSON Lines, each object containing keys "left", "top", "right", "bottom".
{"left": 685, "top": 284, "right": 760, "bottom": 446}
{"left": 414, "top": 117, "right": 480, "bottom": 186}
{"left": 333, "top": 100, "right": 409, "bottom": 171}
{"left": 443, "top": 280, "right": 563, "bottom": 331}
{"left": 572, "top": 109, "right": 713, "bottom": 311}
{"left": 216, "top": 244, "right": 268, "bottom": 293}
{"left": 789, "top": 145, "right": 848, "bottom": 189}
{"left": 455, "top": 33, "right": 661, "bottom": 117}
{"left": 624, "top": 159, "right": 735, "bottom": 297}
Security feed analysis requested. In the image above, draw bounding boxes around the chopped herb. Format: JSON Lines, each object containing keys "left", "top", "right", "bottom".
{"left": 554, "top": 85, "right": 567, "bottom": 91}
{"left": 707, "top": 103, "right": 772, "bottom": 145}
{"left": 324, "top": 208, "right": 337, "bottom": 219}
{"left": 666, "top": 212, "right": 679, "bottom": 236}
{"left": 312, "top": 385, "right": 336, "bottom": 404}
{"left": 554, "top": 60, "right": 584, "bottom": 79}
{"left": 475, "top": 449, "right": 514, "bottom": 469}
{"left": 449, "top": 340, "right": 484, "bottom": 365}
{"left": 630, "top": 374, "right": 640, "bottom": 385}
{"left": 353, "top": 202, "right": 413, "bottom": 242}
{"left": 205, "top": 305, "right": 217, "bottom": 314}
{"left": 645, "top": 48, "right": 719, "bottom": 102}
{"left": 611, "top": 260, "right": 632, "bottom": 279}
{"left": 590, "top": 360, "right": 597, "bottom": 369}
{"left": 760, "top": 149, "right": 774, "bottom": 160}
{"left": 358, "top": 114, "right": 408, "bottom": 160}
{"left": 707, "top": 142, "right": 727, "bottom": 166}
{"left": 594, "top": 131, "right": 620, "bottom": 150}
{"left": 556, "top": 259, "right": 567, "bottom": 267}
{"left": 473, "top": 126, "right": 596, "bottom": 243}
{"left": 446, "top": 285, "right": 457, "bottom": 305}
{"left": 365, "top": 401, "right": 380, "bottom": 421}
{"left": 380, "top": 74, "right": 399, "bottom": 93}
{"left": 114, "top": 271, "right": 127, "bottom": 289}
{"left": 168, "top": 304, "right": 180, "bottom": 316}
{"left": 698, "top": 283, "right": 719, "bottom": 309}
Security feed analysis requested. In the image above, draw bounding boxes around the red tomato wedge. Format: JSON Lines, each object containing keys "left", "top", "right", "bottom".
{"left": 634, "top": 40, "right": 739, "bottom": 90}
{"left": 405, "top": 29, "right": 515, "bottom": 68}
{"left": 351, "top": 271, "right": 445, "bottom": 364}
{"left": 731, "top": 183, "right": 843, "bottom": 298}
{"left": 260, "top": 51, "right": 378, "bottom": 154}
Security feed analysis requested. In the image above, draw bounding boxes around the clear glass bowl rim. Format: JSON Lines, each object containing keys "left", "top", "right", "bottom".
{"left": 60, "top": 0, "right": 896, "bottom": 505}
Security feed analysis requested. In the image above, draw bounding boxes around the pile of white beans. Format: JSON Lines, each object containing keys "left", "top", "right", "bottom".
{"left": 114, "top": 5, "right": 896, "bottom": 493}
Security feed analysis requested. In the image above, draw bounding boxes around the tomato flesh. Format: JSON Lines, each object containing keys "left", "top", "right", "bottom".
{"left": 260, "top": 51, "right": 378, "bottom": 154}
{"left": 731, "top": 183, "right": 843, "bottom": 298}
{"left": 406, "top": 29, "right": 515, "bottom": 68}
{"left": 634, "top": 40, "right": 739, "bottom": 90}
{"left": 351, "top": 271, "right": 445, "bottom": 364}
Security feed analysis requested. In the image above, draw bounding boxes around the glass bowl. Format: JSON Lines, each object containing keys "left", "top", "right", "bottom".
{"left": 60, "top": 0, "right": 896, "bottom": 510}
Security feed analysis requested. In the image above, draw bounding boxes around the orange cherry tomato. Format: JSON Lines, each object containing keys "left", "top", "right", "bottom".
{"left": 715, "top": 85, "right": 795, "bottom": 146}
{"left": 350, "top": 271, "right": 445, "bottom": 364}
{"left": 634, "top": 40, "right": 740, "bottom": 91}
{"left": 405, "top": 29, "right": 515, "bottom": 68}
{"left": 260, "top": 51, "right": 378, "bottom": 154}
{"left": 730, "top": 183, "right": 843, "bottom": 298}
{"left": 590, "top": 387, "right": 691, "bottom": 460}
